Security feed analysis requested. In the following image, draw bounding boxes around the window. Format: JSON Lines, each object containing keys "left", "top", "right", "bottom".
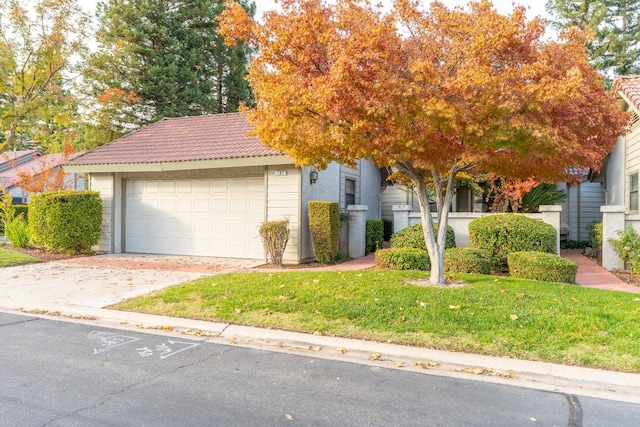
{"left": 631, "top": 173, "right": 639, "bottom": 211}
{"left": 345, "top": 179, "right": 356, "bottom": 206}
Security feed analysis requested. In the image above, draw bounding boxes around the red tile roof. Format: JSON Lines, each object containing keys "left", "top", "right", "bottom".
{"left": 612, "top": 76, "right": 640, "bottom": 113}
{"left": 65, "top": 113, "right": 281, "bottom": 166}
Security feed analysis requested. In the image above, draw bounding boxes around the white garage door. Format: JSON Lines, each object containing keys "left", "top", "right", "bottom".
{"left": 125, "top": 177, "right": 265, "bottom": 258}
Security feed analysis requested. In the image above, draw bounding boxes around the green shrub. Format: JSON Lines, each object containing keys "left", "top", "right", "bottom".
{"left": 366, "top": 220, "right": 384, "bottom": 254}
{"left": 390, "top": 223, "right": 456, "bottom": 250}
{"left": 507, "top": 251, "right": 578, "bottom": 284}
{"left": 308, "top": 201, "right": 340, "bottom": 263}
{"left": 5, "top": 215, "right": 30, "bottom": 248}
{"left": 259, "top": 219, "right": 290, "bottom": 267}
{"left": 14, "top": 205, "right": 28, "bottom": 222}
{"left": 609, "top": 226, "right": 640, "bottom": 271}
{"left": 382, "top": 219, "right": 393, "bottom": 241}
{"left": 29, "top": 191, "right": 102, "bottom": 254}
{"left": 468, "top": 214, "right": 556, "bottom": 271}
{"left": 374, "top": 247, "right": 430, "bottom": 270}
{"left": 444, "top": 247, "right": 491, "bottom": 274}
{"left": 560, "top": 239, "right": 589, "bottom": 249}
{"left": 0, "top": 186, "right": 16, "bottom": 235}
{"left": 587, "top": 220, "right": 603, "bottom": 256}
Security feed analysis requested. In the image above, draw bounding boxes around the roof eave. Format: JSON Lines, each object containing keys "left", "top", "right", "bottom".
{"left": 62, "top": 154, "right": 293, "bottom": 173}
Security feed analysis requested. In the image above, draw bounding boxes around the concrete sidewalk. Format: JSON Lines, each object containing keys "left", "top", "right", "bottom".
{"left": 1, "top": 251, "right": 639, "bottom": 403}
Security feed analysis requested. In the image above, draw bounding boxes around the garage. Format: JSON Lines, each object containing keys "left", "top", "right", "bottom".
{"left": 125, "top": 177, "right": 265, "bottom": 258}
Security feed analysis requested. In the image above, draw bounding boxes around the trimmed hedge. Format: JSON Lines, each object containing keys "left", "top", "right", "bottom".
{"left": 507, "top": 251, "right": 578, "bottom": 284}
{"left": 390, "top": 223, "right": 456, "bottom": 250}
{"left": 444, "top": 247, "right": 491, "bottom": 275}
{"left": 375, "top": 247, "right": 430, "bottom": 270}
{"left": 382, "top": 219, "right": 393, "bottom": 241}
{"left": 366, "top": 220, "right": 384, "bottom": 254}
{"left": 308, "top": 201, "right": 340, "bottom": 263}
{"left": 29, "top": 191, "right": 102, "bottom": 254}
{"left": 468, "top": 214, "right": 556, "bottom": 271}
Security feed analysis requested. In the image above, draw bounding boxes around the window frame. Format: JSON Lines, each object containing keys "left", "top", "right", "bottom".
{"left": 345, "top": 178, "right": 356, "bottom": 207}
{"left": 630, "top": 172, "right": 639, "bottom": 211}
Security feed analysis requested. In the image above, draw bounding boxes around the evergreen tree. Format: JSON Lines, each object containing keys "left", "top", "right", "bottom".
{"left": 85, "top": 0, "right": 255, "bottom": 137}
{"left": 547, "top": 0, "right": 640, "bottom": 82}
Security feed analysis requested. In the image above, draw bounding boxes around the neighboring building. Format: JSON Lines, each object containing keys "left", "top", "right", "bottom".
{"left": 0, "top": 150, "right": 84, "bottom": 204}
{"left": 63, "top": 113, "right": 382, "bottom": 263}
{"left": 596, "top": 76, "right": 640, "bottom": 212}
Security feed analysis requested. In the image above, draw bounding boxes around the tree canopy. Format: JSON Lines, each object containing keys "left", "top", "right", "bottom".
{"left": 83, "top": 0, "right": 255, "bottom": 141}
{"left": 547, "top": 0, "right": 640, "bottom": 81}
{"left": 220, "top": 0, "right": 628, "bottom": 284}
{"left": 0, "top": 0, "right": 90, "bottom": 152}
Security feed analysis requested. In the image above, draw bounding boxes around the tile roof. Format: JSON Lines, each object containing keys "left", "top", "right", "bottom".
{"left": 64, "top": 112, "right": 281, "bottom": 167}
{"left": 612, "top": 76, "right": 640, "bottom": 113}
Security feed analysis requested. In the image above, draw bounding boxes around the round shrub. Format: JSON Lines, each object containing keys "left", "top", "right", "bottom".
{"left": 444, "top": 247, "right": 491, "bottom": 274}
{"left": 390, "top": 223, "right": 456, "bottom": 250}
{"left": 375, "top": 247, "right": 430, "bottom": 270}
{"left": 468, "top": 214, "right": 556, "bottom": 271}
{"left": 507, "top": 251, "right": 578, "bottom": 284}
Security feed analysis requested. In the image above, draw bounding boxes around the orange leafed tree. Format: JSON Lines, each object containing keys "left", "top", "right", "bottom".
{"left": 220, "top": 0, "right": 628, "bottom": 284}
{"left": 3, "top": 144, "right": 77, "bottom": 194}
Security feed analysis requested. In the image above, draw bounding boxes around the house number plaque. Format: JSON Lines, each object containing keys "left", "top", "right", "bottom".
{"left": 275, "top": 170, "right": 288, "bottom": 176}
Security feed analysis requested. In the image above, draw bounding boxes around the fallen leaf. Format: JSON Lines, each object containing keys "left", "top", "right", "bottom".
{"left": 396, "top": 361, "right": 405, "bottom": 368}
{"left": 234, "top": 308, "right": 242, "bottom": 314}
{"left": 229, "top": 337, "right": 236, "bottom": 345}
{"left": 369, "top": 352, "right": 381, "bottom": 361}
{"left": 530, "top": 417, "right": 537, "bottom": 422}
{"left": 119, "top": 321, "right": 128, "bottom": 325}
{"left": 499, "top": 289, "right": 506, "bottom": 294}
{"left": 336, "top": 347, "right": 347, "bottom": 354}
{"left": 285, "top": 414, "right": 294, "bottom": 421}
{"left": 510, "top": 314, "right": 518, "bottom": 320}
{"left": 449, "top": 305, "right": 461, "bottom": 310}
{"left": 278, "top": 342, "right": 286, "bottom": 348}
{"left": 308, "top": 345, "right": 321, "bottom": 352}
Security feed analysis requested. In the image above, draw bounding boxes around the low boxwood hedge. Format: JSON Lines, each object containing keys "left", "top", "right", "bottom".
{"left": 366, "top": 220, "right": 384, "bottom": 254}
{"left": 374, "top": 247, "right": 429, "bottom": 270}
{"left": 390, "top": 223, "right": 456, "bottom": 250}
{"left": 444, "top": 247, "right": 491, "bottom": 275}
{"left": 507, "top": 251, "right": 578, "bottom": 284}
{"left": 468, "top": 214, "right": 556, "bottom": 271}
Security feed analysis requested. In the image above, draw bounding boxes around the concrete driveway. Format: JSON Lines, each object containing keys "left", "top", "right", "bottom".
{"left": 0, "top": 254, "right": 263, "bottom": 310}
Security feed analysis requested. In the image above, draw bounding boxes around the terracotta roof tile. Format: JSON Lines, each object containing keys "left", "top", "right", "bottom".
{"left": 612, "top": 76, "right": 640, "bottom": 113}
{"left": 65, "top": 112, "right": 281, "bottom": 166}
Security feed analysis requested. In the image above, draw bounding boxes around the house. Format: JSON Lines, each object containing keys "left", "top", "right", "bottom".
{"left": 596, "top": 76, "right": 640, "bottom": 210}
{"left": 381, "top": 179, "right": 602, "bottom": 243}
{"left": 0, "top": 149, "right": 84, "bottom": 204}
{"left": 62, "top": 113, "right": 382, "bottom": 262}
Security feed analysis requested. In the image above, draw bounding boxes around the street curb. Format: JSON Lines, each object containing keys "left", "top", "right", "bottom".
{"left": 3, "top": 303, "right": 640, "bottom": 404}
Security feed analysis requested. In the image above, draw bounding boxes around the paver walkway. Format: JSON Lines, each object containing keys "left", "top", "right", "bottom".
{"left": 561, "top": 249, "right": 640, "bottom": 293}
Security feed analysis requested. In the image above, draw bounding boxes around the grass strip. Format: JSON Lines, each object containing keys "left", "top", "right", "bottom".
{"left": 0, "top": 246, "right": 41, "bottom": 267}
{"left": 111, "top": 269, "right": 640, "bottom": 372}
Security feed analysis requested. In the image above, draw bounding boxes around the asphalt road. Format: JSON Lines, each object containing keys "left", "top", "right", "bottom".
{"left": 1, "top": 312, "right": 638, "bottom": 427}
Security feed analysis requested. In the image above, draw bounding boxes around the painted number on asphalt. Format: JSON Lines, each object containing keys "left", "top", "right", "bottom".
{"left": 89, "top": 331, "right": 199, "bottom": 359}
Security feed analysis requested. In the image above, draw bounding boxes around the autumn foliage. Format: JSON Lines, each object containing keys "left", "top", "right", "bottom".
{"left": 2, "top": 144, "right": 77, "bottom": 194}
{"left": 220, "top": 0, "right": 628, "bottom": 284}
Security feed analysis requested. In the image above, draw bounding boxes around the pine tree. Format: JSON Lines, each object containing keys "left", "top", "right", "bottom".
{"left": 85, "top": 0, "right": 255, "bottom": 137}
{"left": 547, "top": 0, "right": 640, "bottom": 81}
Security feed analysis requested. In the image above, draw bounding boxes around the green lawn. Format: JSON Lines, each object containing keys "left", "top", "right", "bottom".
{"left": 111, "top": 269, "right": 640, "bottom": 373}
{"left": 0, "top": 246, "right": 40, "bottom": 267}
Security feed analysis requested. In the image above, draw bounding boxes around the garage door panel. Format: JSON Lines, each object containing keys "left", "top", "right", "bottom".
{"left": 126, "top": 178, "right": 265, "bottom": 258}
